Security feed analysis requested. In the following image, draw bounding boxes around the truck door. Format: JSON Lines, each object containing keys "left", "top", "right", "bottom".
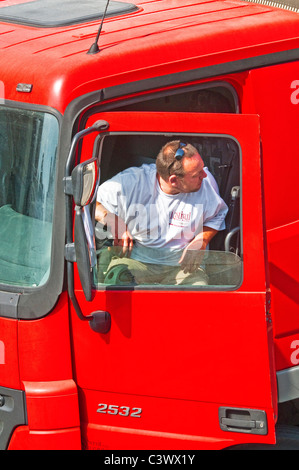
{"left": 69, "top": 111, "right": 276, "bottom": 450}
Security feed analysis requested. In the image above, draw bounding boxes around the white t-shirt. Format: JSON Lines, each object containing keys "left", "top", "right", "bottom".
{"left": 97, "top": 164, "right": 228, "bottom": 265}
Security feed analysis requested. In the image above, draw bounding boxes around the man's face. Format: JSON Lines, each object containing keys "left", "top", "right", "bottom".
{"left": 175, "top": 153, "right": 207, "bottom": 193}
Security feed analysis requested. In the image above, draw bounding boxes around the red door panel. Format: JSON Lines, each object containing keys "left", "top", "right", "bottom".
{"left": 70, "top": 112, "right": 276, "bottom": 449}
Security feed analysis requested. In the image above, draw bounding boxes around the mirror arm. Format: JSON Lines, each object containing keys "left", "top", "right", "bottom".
{"left": 65, "top": 120, "right": 109, "bottom": 179}
{"left": 64, "top": 120, "right": 110, "bottom": 331}
{"left": 67, "top": 261, "right": 93, "bottom": 322}
{"left": 66, "top": 246, "right": 111, "bottom": 333}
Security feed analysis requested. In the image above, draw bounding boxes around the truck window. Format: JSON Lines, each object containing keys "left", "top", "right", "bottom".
{"left": 95, "top": 133, "right": 241, "bottom": 290}
{"left": 0, "top": 106, "right": 59, "bottom": 287}
{"left": 116, "top": 85, "right": 238, "bottom": 113}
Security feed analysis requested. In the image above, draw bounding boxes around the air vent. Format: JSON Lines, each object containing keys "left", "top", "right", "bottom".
{"left": 0, "top": 0, "right": 138, "bottom": 28}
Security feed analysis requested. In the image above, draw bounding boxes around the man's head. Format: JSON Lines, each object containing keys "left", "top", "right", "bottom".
{"left": 156, "top": 140, "right": 207, "bottom": 194}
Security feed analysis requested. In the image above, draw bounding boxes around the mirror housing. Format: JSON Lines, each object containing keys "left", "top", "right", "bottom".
{"left": 71, "top": 157, "right": 99, "bottom": 207}
{"left": 64, "top": 120, "right": 111, "bottom": 332}
{"left": 74, "top": 206, "right": 94, "bottom": 302}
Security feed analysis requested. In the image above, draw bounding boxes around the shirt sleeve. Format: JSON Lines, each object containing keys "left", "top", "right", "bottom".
{"left": 203, "top": 200, "right": 228, "bottom": 231}
{"left": 97, "top": 165, "right": 148, "bottom": 221}
{"left": 96, "top": 175, "right": 124, "bottom": 218}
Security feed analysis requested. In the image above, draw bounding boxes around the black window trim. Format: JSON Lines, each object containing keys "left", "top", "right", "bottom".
{"left": 80, "top": 80, "right": 240, "bottom": 121}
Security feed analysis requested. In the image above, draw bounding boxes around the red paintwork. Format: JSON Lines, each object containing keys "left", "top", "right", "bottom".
{"left": 0, "top": 316, "right": 20, "bottom": 390}
{"left": 17, "top": 293, "right": 73, "bottom": 383}
{"left": 0, "top": 0, "right": 298, "bottom": 450}
{"left": 70, "top": 112, "right": 276, "bottom": 449}
{"left": 240, "top": 62, "right": 299, "bottom": 370}
{"left": 7, "top": 426, "right": 81, "bottom": 451}
{"left": 0, "top": 0, "right": 298, "bottom": 112}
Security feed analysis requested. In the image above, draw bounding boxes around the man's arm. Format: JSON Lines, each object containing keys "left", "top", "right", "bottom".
{"left": 95, "top": 202, "right": 133, "bottom": 256}
{"left": 179, "top": 226, "right": 218, "bottom": 273}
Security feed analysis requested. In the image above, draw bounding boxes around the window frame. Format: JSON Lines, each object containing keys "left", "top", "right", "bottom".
{"left": 0, "top": 100, "right": 64, "bottom": 319}
{"left": 93, "top": 128, "right": 243, "bottom": 292}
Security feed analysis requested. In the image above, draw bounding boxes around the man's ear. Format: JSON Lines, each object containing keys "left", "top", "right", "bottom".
{"left": 169, "top": 174, "right": 179, "bottom": 187}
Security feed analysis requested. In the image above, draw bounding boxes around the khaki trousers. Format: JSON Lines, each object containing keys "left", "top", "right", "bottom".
{"left": 103, "top": 256, "right": 209, "bottom": 286}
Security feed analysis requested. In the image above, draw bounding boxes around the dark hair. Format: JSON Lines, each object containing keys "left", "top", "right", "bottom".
{"left": 156, "top": 140, "right": 198, "bottom": 180}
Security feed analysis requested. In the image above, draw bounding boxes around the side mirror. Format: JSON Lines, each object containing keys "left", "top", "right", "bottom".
{"left": 64, "top": 120, "right": 111, "bottom": 334}
{"left": 70, "top": 157, "right": 99, "bottom": 301}
{"left": 74, "top": 206, "right": 96, "bottom": 302}
{"left": 71, "top": 157, "right": 99, "bottom": 207}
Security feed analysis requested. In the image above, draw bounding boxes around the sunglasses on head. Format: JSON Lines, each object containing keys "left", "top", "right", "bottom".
{"left": 167, "top": 142, "right": 187, "bottom": 175}
{"left": 174, "top": 142, "right": 187, "bottom": 161}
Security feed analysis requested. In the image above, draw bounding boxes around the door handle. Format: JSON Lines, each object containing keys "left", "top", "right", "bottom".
{"left": 220, "top": 417, "right": 256, "bottom": 429}
{"left": 219, "top": 407, "right": 268, "bottom": 435}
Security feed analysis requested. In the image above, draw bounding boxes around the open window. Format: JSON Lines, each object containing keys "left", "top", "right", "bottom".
{"left": 95, "top": 130, "right": 242, "bottom": 290}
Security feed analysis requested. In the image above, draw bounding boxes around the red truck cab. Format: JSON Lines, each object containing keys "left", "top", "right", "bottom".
{"left": 0, "top": 0, "right": 299, "bottom": 450}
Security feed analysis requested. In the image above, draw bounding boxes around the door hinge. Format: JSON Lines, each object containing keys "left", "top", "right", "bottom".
{"left": 219, "top": 407, "right": 268, "bottom": 435}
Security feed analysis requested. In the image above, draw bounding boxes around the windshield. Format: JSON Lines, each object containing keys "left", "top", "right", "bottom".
{"left": 0, "top": 106, "right": 59, "bottom": 287}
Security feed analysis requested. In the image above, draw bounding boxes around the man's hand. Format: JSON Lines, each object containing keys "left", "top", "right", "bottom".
{"left": 179, "top": 237, "right": 206, "bottom": 273}
{"left": 179, "top": 227, "right": 218, "bottom": 273}
{"left": 95, "top": 202, "right": 133, "bottom": 257}
{"left": 113, "top": 230, "right": 134, "bottom": 257}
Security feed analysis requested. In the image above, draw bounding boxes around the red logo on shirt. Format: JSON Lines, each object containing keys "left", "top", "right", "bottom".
{"left": 169, "top": 211, "right": 191, "bottom": 227}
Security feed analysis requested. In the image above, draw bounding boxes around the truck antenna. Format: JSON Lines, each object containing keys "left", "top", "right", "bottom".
{"left": 87, "top": 0, "right": 110, "bottom": 55}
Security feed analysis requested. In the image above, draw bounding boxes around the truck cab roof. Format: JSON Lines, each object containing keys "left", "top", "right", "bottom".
{"left": 0, "top": 0, "right": 299, "bottom": 111}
